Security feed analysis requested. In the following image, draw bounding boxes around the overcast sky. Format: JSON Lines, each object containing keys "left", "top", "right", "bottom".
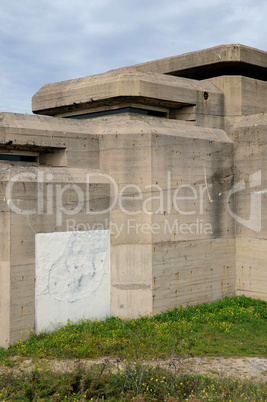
{"left": 0, "top": 0, "right": 266, "bottom": 114}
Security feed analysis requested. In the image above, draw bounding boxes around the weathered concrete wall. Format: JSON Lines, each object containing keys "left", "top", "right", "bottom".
{"left": 0, "top": 165, "right": 10, "bottom": 348}
{"left": 97, "top": 119, "right": 153, "bottom": 318}
{"left": 229, "top": 114, "right": 267, "bottom": 301}
{"left": 150, "top": 121, "right": 235, "bottom": 312}
{"left": 236, "top": 238, "right": 267, "bottom": 301}
{"left": 0, "top": 114, "right": 111, "bottom": 346}
{"left": 93, "top": 115, "right": 236, "bottom": 317}
{"left": 3, "top": 167, "right": 110, "bottom": 344}
{"left": 206, "top": 76, "right": 267, "bottom": 116}
{"left": 153, "top": 239, "right": 235, "bottom": 312}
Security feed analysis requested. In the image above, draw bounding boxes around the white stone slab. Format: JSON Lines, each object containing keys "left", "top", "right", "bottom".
{"left": 35, "top": 230, "right": 110, "bottom": 333}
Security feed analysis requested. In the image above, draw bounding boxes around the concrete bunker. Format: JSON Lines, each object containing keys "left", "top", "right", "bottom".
{"left": 0, "top": 44, "right": 267, "bottom": 348}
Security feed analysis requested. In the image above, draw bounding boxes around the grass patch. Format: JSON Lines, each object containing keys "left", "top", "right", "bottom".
{"left": 0, "top": 296, "right": 266, "bottom": 361}
{"left": 0, "top": 363, "right": 266, "bottom": 401}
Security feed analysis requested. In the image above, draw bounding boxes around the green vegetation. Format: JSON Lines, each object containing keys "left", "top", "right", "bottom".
{"left": 1, "top": 296, "right": 266, "bottom": 360}
{"left": 0, "top": 364, "right": 266, "bottom": 401}
{"left": 0, "top": 296, "right": 266, "bottom": 400}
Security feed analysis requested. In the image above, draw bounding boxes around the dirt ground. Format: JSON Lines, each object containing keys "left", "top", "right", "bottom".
{"left": 1, "top": 356, "right": 267, "bottom": 383}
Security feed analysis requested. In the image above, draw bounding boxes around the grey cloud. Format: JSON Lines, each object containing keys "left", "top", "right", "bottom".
{"left": 0, "top": 0, "right": 266, "bottom": 114}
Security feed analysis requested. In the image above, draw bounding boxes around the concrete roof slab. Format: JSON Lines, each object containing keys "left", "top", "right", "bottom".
{"left": 32, "top": 71, "right": 222, "bottom": 116}
{"left": 124, "top": 44, "right": 267, "bottom": 79}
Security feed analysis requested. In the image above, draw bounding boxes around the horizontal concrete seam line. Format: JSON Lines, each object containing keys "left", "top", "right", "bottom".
{"left": 99, "top": 145, "right": 152, "bottom": 150}
{"left": 236, "top": 237, "right": 267, "bottom": 241}
{"left": 153, "top": 238, "right": 235, "bottom": 245}
{"left": 100, "top": 135, "right": 232, "bottom": 143}
{"left": 112, "top": 284, "right": 151, "bottom": 290}
{"left": 236, "top": 289, "right": 266, "bottom": 293}
{"left": 1, "top": 132, "right": 97, "bottom": 140}
{"left": 111, "top": 239, "right": 235, "bottom": 245}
